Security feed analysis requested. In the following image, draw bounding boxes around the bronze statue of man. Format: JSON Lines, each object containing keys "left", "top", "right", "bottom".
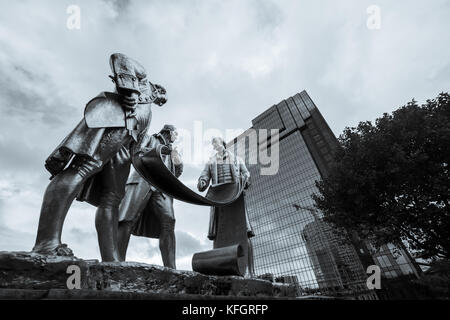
{"left": 32, "top": 53, "right": 167, "bottom": 262}
{"left": 117, "top": 125, "right": 183, "bottom": 269}
{"left": 197, "top": 137, "right": 255, "bottom": 275}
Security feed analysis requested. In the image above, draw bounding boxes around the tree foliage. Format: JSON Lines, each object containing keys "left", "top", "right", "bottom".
{"left": 313, "top": 93, "right": 450, "bottom": 259}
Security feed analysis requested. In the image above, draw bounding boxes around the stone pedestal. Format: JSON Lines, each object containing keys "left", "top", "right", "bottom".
{"left": 0, "top": 251, "right": 297, "bottom": 299}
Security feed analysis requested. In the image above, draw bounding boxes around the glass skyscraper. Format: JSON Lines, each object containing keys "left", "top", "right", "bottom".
{"left": 227, "top": 90, "right": 419, "bottom": 299}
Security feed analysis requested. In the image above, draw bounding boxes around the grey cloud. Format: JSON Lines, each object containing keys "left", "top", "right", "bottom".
{"left": 0, "top": 136, "right": 48, "bottom": 172}
{"left": 175, "top": 230, "right": 209, "bottom": 258}
{"left": 0, "top": 63, "right": 75, "bottom": 125}
{"left": 67, "top": 227, "right": 97, "bottom": 244}
{"left": 251, "top": 0, "right": 283, "bottom": 31}
{"left": 103, "top": 0, "right": 132, "bottom": 12}
{"left": 0, "top": 186, "right": 20, "bottom": 197}
{"left": 0, "top": 223, "right": 35, "bottom": 252}
{"left": 64, "top": 228, "right": 100, "bottom": 259}
{"left": 126, "top": 237, "right": 161, "bottom": 261}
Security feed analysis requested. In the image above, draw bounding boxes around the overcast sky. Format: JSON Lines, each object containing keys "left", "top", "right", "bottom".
{"left": 0, "top": 0, "right": 449, "bottom": 271}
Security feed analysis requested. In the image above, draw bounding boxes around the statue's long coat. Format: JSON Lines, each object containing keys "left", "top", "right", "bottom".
{"left": 197, "top": 151, "right": 252, "bottom": 240}
{"left": 45, "top": 91, "right": 153, "bottom": 207}
{"left": 118, "top": 133, "right": 183, "bottom": 238}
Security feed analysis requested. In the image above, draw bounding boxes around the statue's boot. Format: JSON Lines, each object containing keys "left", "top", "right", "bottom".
{"left": 33, "top": 164, "right": 100, "bottom": 256}
{"left": 159, "top": 220, "right": 176, "bottom": 269}
{"left": 117, "top": 183, "right": 152, "bottom": 261}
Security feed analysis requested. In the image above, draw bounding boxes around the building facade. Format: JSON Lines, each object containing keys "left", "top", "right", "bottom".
{"left": 227, "top": 90, "right": 418, "bottom": 298}
{"left": 368, "top": 242, "right": 421, "bottom": 279}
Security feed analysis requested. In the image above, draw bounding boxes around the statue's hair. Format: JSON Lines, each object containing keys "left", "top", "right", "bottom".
{"left": 212, "top": 136, "right": 226, "bottom": 149}
{"left": 160, "top": 124, "right": 176, "bottom": 134}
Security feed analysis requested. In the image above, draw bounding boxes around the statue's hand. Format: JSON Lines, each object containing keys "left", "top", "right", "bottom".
{"left": 45, "top": 158, "right": 66, "bottom": 176}
{"left": 137, "top": 146, "right": 151, "bottom": 158}
{"left": 161, "top": 144, "right": 173, "bottom": 155}
{"left": 152, "top": 83, "right": 167, "bottom": 106}
{"left": 197, "top": 180, "right": 207, "bottom": 192}
{"left": 45, "top": 149, "right": 71, "bottom": 176}
{"left": 120, "top": 93, "right": 138, "bottom": 111}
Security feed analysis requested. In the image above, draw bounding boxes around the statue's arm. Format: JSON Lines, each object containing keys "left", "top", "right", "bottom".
{"left": 173, "top": 149, "right": 183, "bottom": 178}
{"left": 238, "top": 157, "right": 251, "bottom": 188}
{"left": 197, "top": 162, "right": 211, "bottom": 191}
{"left": 146, "top": 134, "right": 158, "bottom": 150}
{"left": 174, "top": 163, "right": 183, "bottom": 178}
{"left": 133, "top": 128, "right": 155, "bottom": 157}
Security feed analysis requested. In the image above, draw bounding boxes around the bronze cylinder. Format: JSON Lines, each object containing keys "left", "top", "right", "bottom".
{"left": 192, "top": 244, "right": 246, "bottom": 276}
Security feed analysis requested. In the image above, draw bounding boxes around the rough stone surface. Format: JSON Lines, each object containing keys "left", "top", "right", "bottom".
{"left": 0, "top": 251, "right": 297, "bottom": 299}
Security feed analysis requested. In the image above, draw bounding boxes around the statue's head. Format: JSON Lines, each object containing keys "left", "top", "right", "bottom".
{"left": 211, "top": 137, "right": 226, "bottom": 153}
{"left": 160, "top": 124, "right": 178, "bottom": 143}
{"left": 109, "top": 53, "right": 167, "bottom": 106}
{"left": 109, "top": 53, "right": 147, "bottom": 95}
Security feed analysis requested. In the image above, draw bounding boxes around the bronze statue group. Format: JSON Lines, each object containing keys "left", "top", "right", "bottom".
{"left": 32, "top": 53, "right": 254, "bottom": 275}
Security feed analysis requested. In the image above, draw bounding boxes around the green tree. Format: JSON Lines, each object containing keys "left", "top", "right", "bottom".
{"left": 313, "top": 93, "right": 450, "bottom": 259}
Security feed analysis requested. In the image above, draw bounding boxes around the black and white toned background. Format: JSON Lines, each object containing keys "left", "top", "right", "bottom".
{"left": 0, "top": 0, "right": 449, "bottom": 270}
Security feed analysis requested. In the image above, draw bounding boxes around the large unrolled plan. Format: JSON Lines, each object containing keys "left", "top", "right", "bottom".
{"left": 132, "top": 144, "right": 245, "bottom": 207}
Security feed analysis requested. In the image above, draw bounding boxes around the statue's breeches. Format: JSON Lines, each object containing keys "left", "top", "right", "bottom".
{"left": 118, "top": 179, "right": 152, "bottom": 223}
{"left": 77, "top": 145, "right": 132, "bottom": 208}
{"left": 150, "top": 192, "right": 175, "bottom": 228}
{"left": 130, "top": 191, "right": 175, "bottom": 239}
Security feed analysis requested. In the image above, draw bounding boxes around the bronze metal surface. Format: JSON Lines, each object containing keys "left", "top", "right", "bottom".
{"left": 84, "top": 92, "right": 125, "bottom": 128}
{"left": 192, "top": 244, "right": 245, "bottom": 276}
{"left": 191, "top": 194, "right": 250, "bottom": 276}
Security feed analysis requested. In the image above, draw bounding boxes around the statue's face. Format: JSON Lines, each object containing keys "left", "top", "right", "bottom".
{"left": 169, "top": 130, "right": 178, "bottom": 143}
{"left": 212, "top": 139, "right": 224, "bottom": 153}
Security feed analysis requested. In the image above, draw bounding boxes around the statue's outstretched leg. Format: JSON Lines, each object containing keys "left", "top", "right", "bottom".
{"left": 153, "top": 192, "right": 176, "bottom": 269}
{"left": 94, "top": 148, "right": 131, "bottom": 262}
{"left": 33, "top": 159, "right": 102, "bottom": 256}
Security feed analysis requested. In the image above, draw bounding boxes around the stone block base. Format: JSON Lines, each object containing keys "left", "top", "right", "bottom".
{"left": 0, "top": 251, "right": 297, "bottom": 299}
